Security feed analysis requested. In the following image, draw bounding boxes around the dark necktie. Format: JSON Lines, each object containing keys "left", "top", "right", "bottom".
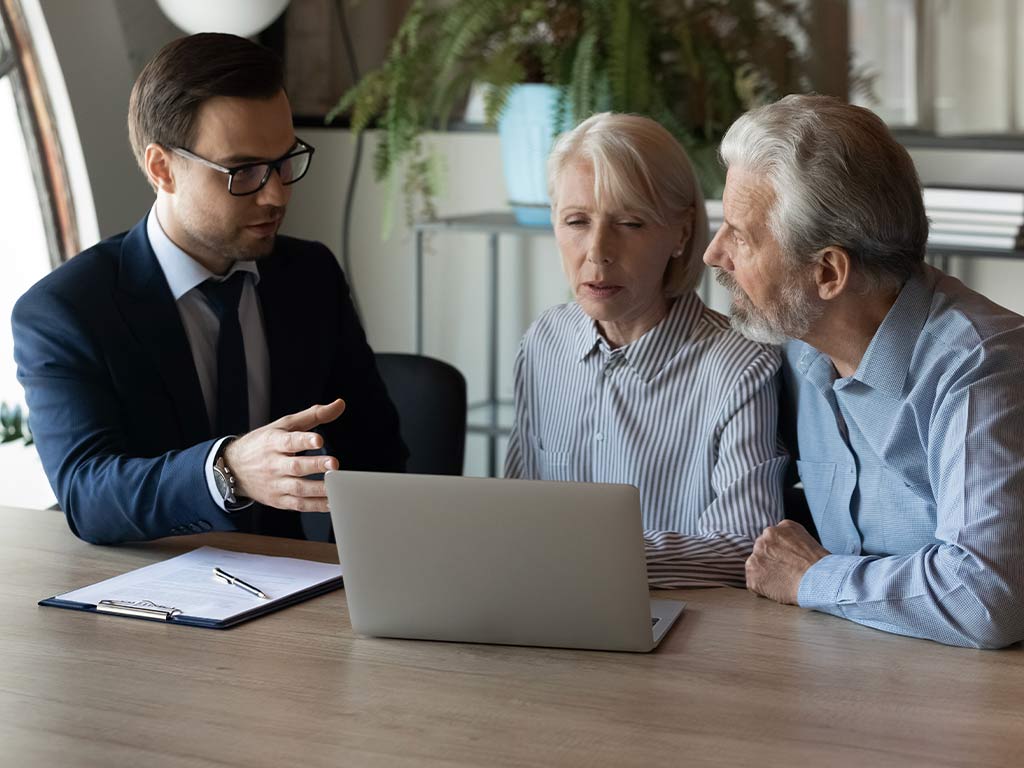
{"left": 198, "top": 271, "right": 250, "bottom": 436}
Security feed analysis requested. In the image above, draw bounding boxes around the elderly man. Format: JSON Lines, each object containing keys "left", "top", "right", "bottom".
{"left": 704, "top": 93, "right": 1024, "bottom": 649}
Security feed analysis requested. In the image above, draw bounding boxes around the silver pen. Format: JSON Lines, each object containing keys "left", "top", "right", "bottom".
{"left": 213, "top": 567, "right": 270, "bottom": 600}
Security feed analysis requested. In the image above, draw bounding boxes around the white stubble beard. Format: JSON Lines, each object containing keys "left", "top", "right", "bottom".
{"left": 714, "top": 267, "right": 821, "bottom": 345}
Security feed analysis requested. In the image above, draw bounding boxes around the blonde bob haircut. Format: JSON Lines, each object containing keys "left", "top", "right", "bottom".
{"left": 547, "top": 112, "right": 709, "bottom": 296}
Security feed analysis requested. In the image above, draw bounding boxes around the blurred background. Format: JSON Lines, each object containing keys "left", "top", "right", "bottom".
{"left": 3, "top": 0, "right": 1023, "bottom": 502}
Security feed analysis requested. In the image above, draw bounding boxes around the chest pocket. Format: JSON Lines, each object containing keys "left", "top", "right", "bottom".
{"left": 795, "top": 460, "right": 837, "bottom": 517}
{"left": 535, "top": 443, "right": 574, "bottom": 482}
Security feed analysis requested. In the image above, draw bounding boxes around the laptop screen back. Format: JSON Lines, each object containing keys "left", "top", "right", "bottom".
{"left": 326, "top": 471, "right": 657, "bottom": 652}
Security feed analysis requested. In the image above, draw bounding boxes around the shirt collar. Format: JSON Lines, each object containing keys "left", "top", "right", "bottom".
{"left": 790, "top": 268, "right": 935, "bottom": 400}
{"left": 791, "top": 341, "right": 838, "bottom": 400}
{"left": 572, "top": 305, "right": 602, "bottom": 361}
{"left": 850, "top": 268, "right": 935, "bottom": 398}
{"left": 146, "top": 206, "right": 260, "bottom": 301}
{"left": 573, "top": 291, "right": 706, "bottom": 383}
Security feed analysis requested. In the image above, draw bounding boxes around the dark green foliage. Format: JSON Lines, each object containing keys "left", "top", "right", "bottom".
{"left": 0, "top": 402, "right": 32, "bottom": 445}
{"left": 329, "top": 0, "right": 810, "bottom": 219}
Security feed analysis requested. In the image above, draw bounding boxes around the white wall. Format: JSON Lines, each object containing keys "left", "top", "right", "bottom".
{"left": 283, "top": 130, "right": 565, "bottom": 358}
{"left": 38, "top": 0, "right": 156, "bottom": 236}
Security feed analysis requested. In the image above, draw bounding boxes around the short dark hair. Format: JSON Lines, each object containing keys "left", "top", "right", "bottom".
{"left": 128, "top": 33, "right": 284, "bottom": 173}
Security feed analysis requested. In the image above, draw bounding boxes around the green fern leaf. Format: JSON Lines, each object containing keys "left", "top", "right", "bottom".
{"left": 569, "top": 26, "right": 599, "bottom": 122}
{"left": 434, "top": 0, "right": 505, "bottom": 84}
{"left": 608, "top": 0, "right": 631, "bottom": 111}
{"left": 625, "top": 7, "right": 651, "bottom": 112}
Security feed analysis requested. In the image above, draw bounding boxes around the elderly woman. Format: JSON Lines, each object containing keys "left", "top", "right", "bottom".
{"left": 504, "top": 112, "right": 785, "bottom": 588}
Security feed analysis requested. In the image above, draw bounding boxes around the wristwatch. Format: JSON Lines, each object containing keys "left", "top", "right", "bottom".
{"left": 212, "top": 442, "right": 249, "bottom": 510}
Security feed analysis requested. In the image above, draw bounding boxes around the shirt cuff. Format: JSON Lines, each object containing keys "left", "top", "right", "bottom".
{"left": 204, "top": 436, "right": 253, "bottom": 512}
{"left": 797, "top": 554, "right": 862, "bottom": 611}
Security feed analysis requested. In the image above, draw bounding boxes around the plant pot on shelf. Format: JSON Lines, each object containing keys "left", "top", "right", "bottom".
{"left": 497, "top": 84, "right": 570, "bottom": 227}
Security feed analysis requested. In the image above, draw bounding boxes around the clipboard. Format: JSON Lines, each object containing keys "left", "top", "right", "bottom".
{"left": 39, "top": 546, "right": 344, "bottom": 629}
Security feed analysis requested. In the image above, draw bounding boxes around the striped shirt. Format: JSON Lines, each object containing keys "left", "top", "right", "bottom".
{"left": 790, "top": 266, "right": 1024, "bottom": 648}
{"left": 505, "top": 291, "right": 786, "bottom": 588}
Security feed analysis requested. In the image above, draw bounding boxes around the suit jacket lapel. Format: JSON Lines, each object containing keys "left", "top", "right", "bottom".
{"left": 115, "top": 218, "right": 211, "bottom": 446}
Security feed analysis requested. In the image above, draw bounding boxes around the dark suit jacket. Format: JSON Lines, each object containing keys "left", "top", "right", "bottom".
{"left": 12, "top": 217, "right": 407, "bottom": 544}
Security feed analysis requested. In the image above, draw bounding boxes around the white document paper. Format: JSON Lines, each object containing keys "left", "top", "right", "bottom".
{"left": 56, "top": 546, "right": 342, "bottom": 621}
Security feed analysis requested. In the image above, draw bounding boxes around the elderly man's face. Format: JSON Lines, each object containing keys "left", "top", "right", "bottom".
{"left": 703, "top": 167, "right": 819, "bottom": 344}
{"left": 553, "top": 162, "right": 688, "bottom": 346}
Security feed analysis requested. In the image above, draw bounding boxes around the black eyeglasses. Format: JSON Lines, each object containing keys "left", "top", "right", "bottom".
{"left": 170, "top": 138, "right": 315, "bottom": 196}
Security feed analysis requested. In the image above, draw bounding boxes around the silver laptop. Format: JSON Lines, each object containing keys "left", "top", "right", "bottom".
{"left": 326, "top": 471, "right": 684, "bottom": 652}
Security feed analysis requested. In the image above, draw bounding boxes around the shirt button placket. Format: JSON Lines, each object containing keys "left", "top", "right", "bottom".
{"left": 594, "top": 355, "right": 614, "bottom": 471}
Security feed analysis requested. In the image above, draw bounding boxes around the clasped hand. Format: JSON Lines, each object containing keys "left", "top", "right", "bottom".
{"left": 746, "top": 520, "right": 830, "bottom": 605}
{"left": 223, "top": 399, "right": 345, "bottom": 513}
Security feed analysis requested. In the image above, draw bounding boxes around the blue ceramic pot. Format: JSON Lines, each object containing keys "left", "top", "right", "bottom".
{"left": 497, "top": 84, "right": 567, "bottom": 227}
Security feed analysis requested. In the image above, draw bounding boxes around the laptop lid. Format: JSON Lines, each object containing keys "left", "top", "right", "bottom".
{"left": 326, "top": 471, "right": 670, "bottom": 652}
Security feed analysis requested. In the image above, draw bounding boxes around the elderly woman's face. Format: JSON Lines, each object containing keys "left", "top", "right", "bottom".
{"left": 553, "top": 162, "right": 687, "bottom": 344}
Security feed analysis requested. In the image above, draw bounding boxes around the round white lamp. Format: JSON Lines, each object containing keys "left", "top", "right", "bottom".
{"left": 156, "top": 0, "right": 290, "bottom": 38}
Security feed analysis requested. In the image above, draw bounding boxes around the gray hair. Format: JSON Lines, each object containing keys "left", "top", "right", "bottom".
{"left": 548, "top": 112, "right": 709, "bottom": 296}
{"left": 719, "top": 94, "right": 928, "bottom": 288}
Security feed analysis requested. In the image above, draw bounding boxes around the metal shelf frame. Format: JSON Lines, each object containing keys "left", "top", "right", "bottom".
{"left": 413, "top": 214, "right": 554, "bottom": 477}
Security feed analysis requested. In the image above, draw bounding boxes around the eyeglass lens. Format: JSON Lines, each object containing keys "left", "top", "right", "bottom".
{"left": 230, "top": 150, "right": 312, "bottom": 195}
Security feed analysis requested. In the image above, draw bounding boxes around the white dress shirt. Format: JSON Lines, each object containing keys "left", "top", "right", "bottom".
{"left": 146, "top": 207, "right": 270, "bottom": 509}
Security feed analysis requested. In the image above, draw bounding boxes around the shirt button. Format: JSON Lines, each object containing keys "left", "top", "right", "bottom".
{"left": 595, "top": 432, "right": 604, "bottom": 441}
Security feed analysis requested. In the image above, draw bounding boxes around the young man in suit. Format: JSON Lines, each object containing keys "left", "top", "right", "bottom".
{"left": 12, "top": 33, "right": 407, "bottom": 544}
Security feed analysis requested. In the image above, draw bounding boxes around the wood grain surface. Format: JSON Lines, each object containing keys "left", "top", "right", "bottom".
{"left": 2, "top": 505, "right": 1022, "bottom": 767}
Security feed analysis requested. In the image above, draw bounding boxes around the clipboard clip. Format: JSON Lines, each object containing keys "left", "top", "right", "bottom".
{"left": 96, "top": 599, "right": 183, "bottom": 620}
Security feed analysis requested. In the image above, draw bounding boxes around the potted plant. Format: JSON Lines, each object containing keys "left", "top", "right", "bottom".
{"left": 1, "top": 402, "right": 32, "bottom": 445}
{"left": 0, "top": 401, "right": 51, "bottom": 509}
{"left": 329, "top": 0, "right": 810, "bottom": 224}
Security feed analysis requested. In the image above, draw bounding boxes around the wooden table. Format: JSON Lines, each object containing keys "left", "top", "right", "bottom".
{"left": 3, "top": 505, "right": 1022, "bottom": 767}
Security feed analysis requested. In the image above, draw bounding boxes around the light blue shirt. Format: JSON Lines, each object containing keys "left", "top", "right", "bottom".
{"left": 787, "top": 265, "right": 1024, "bottom": 648}
{"left": 147, "top": 207, "right": 269, "bottom": 510}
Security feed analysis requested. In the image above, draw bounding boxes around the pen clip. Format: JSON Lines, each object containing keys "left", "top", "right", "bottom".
{"left": 96, "top": 599, "right": 182, "bottom": 620}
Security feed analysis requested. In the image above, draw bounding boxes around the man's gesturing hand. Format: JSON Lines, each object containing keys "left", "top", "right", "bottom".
{"left": 224, "top": 399, "right": 346, "bottom": 513}
{"left": 746, "top": 520, "right": 830, "bottom": 605}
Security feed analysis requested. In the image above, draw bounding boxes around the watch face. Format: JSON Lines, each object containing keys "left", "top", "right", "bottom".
{"left": 213, "top": 466, "right": 231, "bottom": 499}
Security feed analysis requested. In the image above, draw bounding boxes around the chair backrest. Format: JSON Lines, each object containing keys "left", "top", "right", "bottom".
{"left": 375, "top": 353, "right": 467, "bottom": 475}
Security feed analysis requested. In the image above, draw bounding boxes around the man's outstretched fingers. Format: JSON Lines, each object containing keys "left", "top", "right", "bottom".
{"left": 274, "top": 399, "right": 346, "bottom": 432}
{"left": 274, "top": 430, "right": 324, "bottom": 454}
{"left": 280, "top": 455, "right": 338, "bottom": 477}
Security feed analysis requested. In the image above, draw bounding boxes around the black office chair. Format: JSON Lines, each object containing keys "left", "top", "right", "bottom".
{"left": 375, "top": 352, "right": 467, "bottom": 475}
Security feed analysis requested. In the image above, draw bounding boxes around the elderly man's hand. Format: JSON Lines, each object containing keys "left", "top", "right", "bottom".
{"left": 225, "top": 399, "right": 346, "bottom": 513}
{"left": 746, "top": 520, "right": 830, "bottom": 605}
